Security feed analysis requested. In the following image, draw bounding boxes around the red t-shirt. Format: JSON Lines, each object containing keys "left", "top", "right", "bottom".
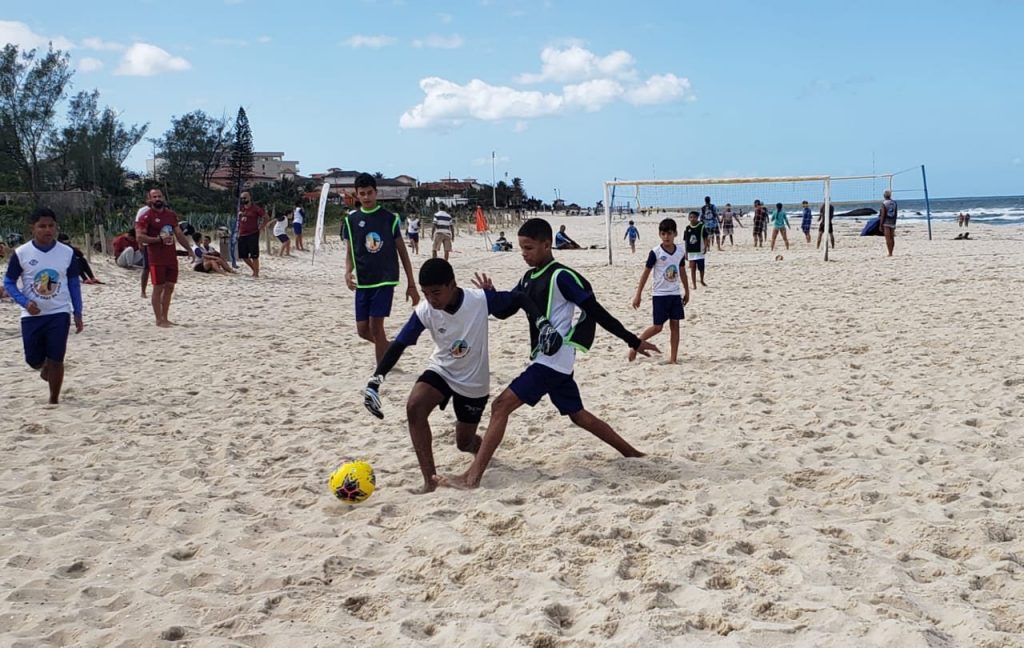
{"left": 112, "top": 234, "right": 139, "bottom": 257}
{"left": 137, "top": 208, "right": 180, "bottom": 267}
{"left": 238, "top": 205, "right": 266, "bottom": 236}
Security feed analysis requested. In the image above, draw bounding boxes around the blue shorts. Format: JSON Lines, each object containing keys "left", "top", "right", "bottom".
{"left": 292, "top": 222, "right": 303, "bottom": 235}
{"left": 354, "top": 286, "right": 395, "bottom": 321}
{"left": 408, "top": 232, "right": 419, "bottom": 242}
{"left": 21, "top": 312, "right": 70, "bottom": 367}
{"left": 689, "top": 258, "right": 705, "bottom": 272}
{"left": 652, "top": 294, "right": 684, "bottom": 325}
{"left": 509, "top": 363, "right": 583, "bottom": 416}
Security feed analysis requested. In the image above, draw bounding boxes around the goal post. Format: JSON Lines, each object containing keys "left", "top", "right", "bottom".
{"left": 602, "top": 173, "right": 900, "bottom": 264}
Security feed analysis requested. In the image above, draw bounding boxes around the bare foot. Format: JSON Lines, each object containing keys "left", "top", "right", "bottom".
{"left": 157, "top": 321, "right": 172, "bottom": 328}
{"left": 627, "top": 348, "right": 637, "bottom": 362}
{"left": 49, "top": 395, "right": 59, "bottom": 405}
{"left": 700, "top": 280, "right": 707, "bottom": 287}
{"left": 141, "top": 292, "right": 147, "bottom": 298}
{"left": 624, "top": 450, "right": 647, "bottom": 458}
{"left": 165, "top": 320, "right": 178, "bottom": 326}
{"left": 432, "top": 472, "right": 480, "bottom": 490}
{"left": 408, "top": 482, "right": 438, "bottom": 495}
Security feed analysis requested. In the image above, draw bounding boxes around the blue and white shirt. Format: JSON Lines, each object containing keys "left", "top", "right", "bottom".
{"left": 4, "top": 241, "right": 82, "bottom": 318}
{"left": 646, "top": 244, "right": 685, "bottom": 296}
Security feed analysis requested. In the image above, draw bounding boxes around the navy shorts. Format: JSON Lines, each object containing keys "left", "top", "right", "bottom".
{"left": 292, "top": 222, "right": 303, "bottom": 235}
{"left": 689, "top": 258, "right": 705, "bottom": 272}
{"left": 417, "top": 370, "right": 489, "bottom": 424}
{"left": 408, "top": 232, "right": 419, "bottom": 242}
{"left": 509, "top": 363, "right": 583, "bottom": 416}
{"left": 652, "top": 294, "right": 684, "bottom": 325}
{"left": 276, "top": 233, "right": 289, "bottom": 243}
{"left": 22, "top": 312, "right": 70, "bottom": 367}
{"left": 354, "top": 286, "right": 395, "bottom": 321}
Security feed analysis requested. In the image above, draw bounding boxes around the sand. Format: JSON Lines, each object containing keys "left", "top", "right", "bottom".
{"left": 1, "top": 216, "right": 1023, "bottom": 647}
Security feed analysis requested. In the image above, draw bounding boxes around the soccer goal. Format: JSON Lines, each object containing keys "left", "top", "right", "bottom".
{"left": 601, "top": 173, "right": 912, "bottom": 265}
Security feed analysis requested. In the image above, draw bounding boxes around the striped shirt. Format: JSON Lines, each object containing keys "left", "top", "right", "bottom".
{"left": 433, "top": 210, "right": 453, "bottom": 235}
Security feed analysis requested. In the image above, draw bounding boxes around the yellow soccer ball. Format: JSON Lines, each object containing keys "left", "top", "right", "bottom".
{"left": 329, "top": 460, "right": 376, "bottom": 503}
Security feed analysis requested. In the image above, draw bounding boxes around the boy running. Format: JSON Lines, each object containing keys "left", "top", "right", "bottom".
{"left": 435, "top": 218, "right": 658, "bottom": 490}
{"left": 684, "top": 211, "right": 707, "bottom": 288}
{"left": 630, "top": 218, "right": 690, "bottom": 364}
{"left": 3, "top": 208, "right": 84, "bottom": 404}
{"left": 361, "top": 258, "right": 562, "bottom": 493}
{"left": 342, "top": 173, "right": 420, "bottom": 363}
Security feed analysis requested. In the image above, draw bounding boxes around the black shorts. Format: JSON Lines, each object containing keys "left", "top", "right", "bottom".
{"left": 417, "top": 370, "right": 489, "bottom": 424}
{"left": 238, "top": 232, "right": 260, "bottom": 259}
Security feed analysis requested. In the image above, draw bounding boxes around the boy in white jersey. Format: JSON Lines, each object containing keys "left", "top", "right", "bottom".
{"left": 3, "top": 208, "right": 85, "bottom": 404}
{"left": 630, "top": 218, "right": 690, "bottom": 364}
{"left": 362, "top": 258, "right": 562, "bottom": 494}
{"left": 435, "top": 218, "right": 658, "bottom": 490}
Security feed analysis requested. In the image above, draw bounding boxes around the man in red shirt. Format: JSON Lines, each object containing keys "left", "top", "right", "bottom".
{"left": 112, "top": 229, "right": 143, "bottom": 267}
{"left": 236, "top": 191, "right": 266, "bottom": 277}
{"left": 135, "top": 189, "right": 195, "bottom": 327}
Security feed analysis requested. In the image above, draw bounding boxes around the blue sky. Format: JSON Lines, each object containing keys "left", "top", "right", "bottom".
{"left": 3, "top": 1, "right": 1022, "bottom": 204}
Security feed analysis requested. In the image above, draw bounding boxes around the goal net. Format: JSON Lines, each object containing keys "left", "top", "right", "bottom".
{"left": 602, "top": 173, "right": 915, "bottom": 264}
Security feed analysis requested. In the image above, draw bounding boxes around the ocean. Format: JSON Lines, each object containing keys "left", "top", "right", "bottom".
{"left": 836, "top": 195, "right": 1024, "bottom": 226}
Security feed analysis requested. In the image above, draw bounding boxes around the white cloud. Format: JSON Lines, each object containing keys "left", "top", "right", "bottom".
{"left": 342, "top": 34, "right": 396, "bottom": 48}
{"left": 78, "top": 57, "right": 104, "bottom": 73}
{"left": 257, "top": 35, "right": 272, "bottom": 44}
{"left": 0, "top": 20, "right": 74, "bottom": 51}
{"left": 563, "top": 79, "right": 624, "bottom": 111}
{"left": 401, "top": 46, "right": 692, "bottom": 129}
{"left": 518, "top": 46, "right": 635, "bottom": 84}
{"left": 626, "top": 73, "right": 692, "bottom": 105}
{"left": 114, "top": 43, "right": 191, "bottom": 76}
{"left": 82, "top": 37, "right": 124, "bottom": 51}
{"left": 412, "top": 34, "right": 464, "bottom": 49}
{"left": 399, "top": 77, "right": 563, "bottom": 129}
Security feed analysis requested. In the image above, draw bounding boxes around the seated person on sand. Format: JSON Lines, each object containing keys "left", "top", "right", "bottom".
{"left": 191, "top": 232, "right": 233, "bottom": 274}
{"left": 493, "top": 231, "right": 514, "bottom": 252}
{"left": 554, "top": 224, "right": 582, "bottom": 250}
{"left": 58, "top": 233, "right": 103, "bottom": 284}
{"left": 112, "top": 229, "right": 144, "bottom": 268}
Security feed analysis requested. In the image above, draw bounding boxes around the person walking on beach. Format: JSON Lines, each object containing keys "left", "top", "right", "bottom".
{"left": 361, "top": 258, "right": 562, "bottom": 493}
{"left": 817, "top": 202, "right": 835, "bottom": 249}
{"left": 769, "top": 202, "right": 790, "bottom": 251}
{"left": 800, "top": 200, "right": 813, "bottom": 243}
{"left": 880, "top": 189, "right": 898, "bottom": 256}
{"left": 3, "top": 208, "right": 84, "bottom": 404}
{"left": 684, "top": 211, "right": 707, "bottom": 288}
{"left": 630, "top": 218, "right": 690, "bottom": 364}
{"left": 701, "top": 196, "right": 722, "bottom": 252}
{"left": 752, "top": 200, "right": 768, "bottom": 248}
{"left": 136, "top": 191, "right": 195, "bottom": 327}
{"left": 624, "top": 220, "right": 640, "bottom": 253}
{"left": 342, "top": 173, "right": 420, "bottom": 363}
{"left": 237, "top": 191, "right": 266, "bottom": 277}
{"left": 720, "top": 204, "right": 742, "bottom": 246}
{"left": 434, "top": 218, "right": 657, "bottom": 490}
{"left": 406, "top": 214, "right": 421, "bottom": 255}
{"left": 431, "top": 207, "right": 454, "bottom": 261}
{"left": 292, "top": 201, "right": 306, "bottom": 251}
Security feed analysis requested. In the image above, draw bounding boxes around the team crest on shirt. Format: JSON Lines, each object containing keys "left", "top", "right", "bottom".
{"left": 449, "top": 339, "right": 469, "bottom": 358}
{"left": 365, "top": 232, "right": 383, "bottom": 253}
{"left": 31, "top": 269, "right": 60, "bottom": 298}
{"left": 664, "top": 264, "right": 678, "bottom": 281}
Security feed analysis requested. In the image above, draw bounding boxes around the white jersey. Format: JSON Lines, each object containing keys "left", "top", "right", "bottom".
{"left": 12, "top": 241, "right": 75, "bottom": 318}
{"left": 531, "top": 269, "right": 581, "bottom": 375}
{"left": 272, "top": 217, "right": 288, "bottom": 237}
{"left": 649, "top": 244, "right": 685, "bottom": 296}
{"left": 292, "top": 206, "right": 304, "bottom": 225}
{"left": 415, "top": 287, "right": 491, "bottom": 398}
{"left": 407, "top": 217, "right": 420, "bottom": 235}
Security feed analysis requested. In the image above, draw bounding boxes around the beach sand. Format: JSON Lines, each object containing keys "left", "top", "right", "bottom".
{"left": 2, "top": 217, "right": 1022, "bottom": 647}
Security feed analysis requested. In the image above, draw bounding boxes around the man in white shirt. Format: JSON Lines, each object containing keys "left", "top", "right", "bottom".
{"left": 431, "top": 208, "right": 455, "bottom": 261}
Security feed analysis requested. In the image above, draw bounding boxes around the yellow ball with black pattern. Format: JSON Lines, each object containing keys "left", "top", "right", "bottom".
{"left": 329, "top": 460, "right": 376, "bottom": 503}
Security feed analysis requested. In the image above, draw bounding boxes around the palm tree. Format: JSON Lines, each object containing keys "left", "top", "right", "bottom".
{"left": 511, "top": 177, "right": 525, "bottom": 208}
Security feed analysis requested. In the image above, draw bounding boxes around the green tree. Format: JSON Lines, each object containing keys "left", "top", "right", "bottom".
{"left": 0, "top": 44, "right": 74, "bottom": 197}
{"left": 227, "top": 106, "right": 253, "bottom": 198}
{"left": 154, "top": 110, "right": 232, "bottom": 200}
{"left": 511, "top": 177, "right": 525, "bottom": 207}
{"left": 49, "top": 89, "right": 147, "bottom": 197}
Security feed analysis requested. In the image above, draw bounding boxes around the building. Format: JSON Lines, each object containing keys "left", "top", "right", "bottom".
{"left": 309, "top": 169, "right": 417, "bottom": 202}
{"left": 208, "top": 152, "right": 298, "bottom": 190}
